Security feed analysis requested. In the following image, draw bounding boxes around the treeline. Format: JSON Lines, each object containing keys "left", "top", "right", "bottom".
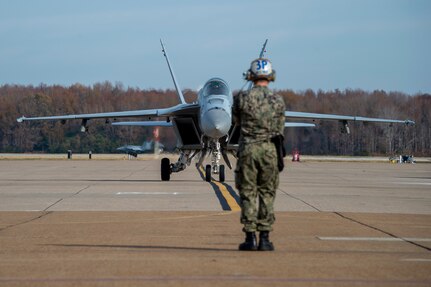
{"left": 0, "top": 82, "right": 429, "bottom": 156}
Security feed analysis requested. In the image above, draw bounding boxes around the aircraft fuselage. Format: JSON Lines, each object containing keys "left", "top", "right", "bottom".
{"left": 198, "top": 78, "right": 233, "bottom": 140}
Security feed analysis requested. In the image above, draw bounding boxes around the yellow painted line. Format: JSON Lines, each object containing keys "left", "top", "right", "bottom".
{"left": 199, "top": 166, "right": 241, "bottom": 211}
{"left": 212, "top": 180, "right": 241, "bottom": 211}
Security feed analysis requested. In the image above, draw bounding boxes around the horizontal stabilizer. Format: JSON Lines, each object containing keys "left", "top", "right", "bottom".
{"left": 285, "top": 122, "right": 316, "bottom": 128}
{"left": 112, "top": 121, "right": 173, "bottom": 127}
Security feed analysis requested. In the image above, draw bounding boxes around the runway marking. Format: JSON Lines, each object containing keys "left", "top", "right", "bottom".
{"left": 197, "top": 166, "right": 240, "bottom": 211}
{"left": 116, "top": 192, "right": 179, "bottom": 195}
{"left": 318, "top": 237, "right": 431, "bottom": 242}
{"left": 401, "top": 258, "right": 431, "bottom": 262}
{"left": 333, "top": 212, "right": 431, "bottom": 252}
{"left": 211, "top": 181, "right": 241, "bottom": 212}
{"left": 395, "top": 182, "right": 431, "bottom": 186}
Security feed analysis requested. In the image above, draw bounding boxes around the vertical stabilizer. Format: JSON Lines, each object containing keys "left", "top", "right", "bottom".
{"left": 160, "top": 40, "right": 186, "bottom": 104}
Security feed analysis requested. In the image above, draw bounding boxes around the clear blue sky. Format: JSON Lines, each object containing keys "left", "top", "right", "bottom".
{"left": 0, "top": 0, "right": 430, "bottom": 94}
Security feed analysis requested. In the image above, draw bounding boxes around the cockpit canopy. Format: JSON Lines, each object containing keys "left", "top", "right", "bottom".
{"left": 202, "top": 78, "right": 230, "bottom": 97}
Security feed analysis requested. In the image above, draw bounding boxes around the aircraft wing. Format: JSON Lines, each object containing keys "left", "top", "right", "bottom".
{"left": 17, "top": 109, "right": 157, "bottom": 122}
{"left": 16, "top": 103, "right": 199, "bottom": 123}
{"left": 284, "top": 111, "right": 415, "bottom": 125}
{"left": 112, "top": 121, "right": 173, "bottom": 127}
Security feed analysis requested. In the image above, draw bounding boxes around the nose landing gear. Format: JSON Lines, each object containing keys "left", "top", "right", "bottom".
{"left": 205, "top": 164, "right": 225, "bottom": 182}
{"left": 203, "top": 139, "right": 226, "bottom": 182}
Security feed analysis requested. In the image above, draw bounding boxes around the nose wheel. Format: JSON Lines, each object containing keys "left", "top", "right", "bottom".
{"left": 219, "top": 165, "right": 225, "bottom": 182}
{"left": 205, "top": 165, "right": 211, "bottom": 182}
{"left": 205, "top": 164, "right": 225, "bottom": 182}
{"left": 203, "top": 139, "right": 226, "bottom": 182}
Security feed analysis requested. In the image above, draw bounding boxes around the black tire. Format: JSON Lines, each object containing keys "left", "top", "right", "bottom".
{"left": 161, "top": 158, "right": 171, "bottom": 181}
{"left": 219, "top": 165, "right": 225, "bottom": 182}
{"left": 205, "top": 164, "right": 212, "bottom": 182}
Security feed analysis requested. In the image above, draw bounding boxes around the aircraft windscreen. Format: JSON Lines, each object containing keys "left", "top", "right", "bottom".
{"left": 203, "top": 80, "right": 229, "bottom": 97}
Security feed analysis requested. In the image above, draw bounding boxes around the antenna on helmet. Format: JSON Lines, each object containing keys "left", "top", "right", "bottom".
{"left": 259, "top": 39, "right": 268, "bottom": 58}
{"left": 243, "top": 39, "right": 269, "bottom": 91}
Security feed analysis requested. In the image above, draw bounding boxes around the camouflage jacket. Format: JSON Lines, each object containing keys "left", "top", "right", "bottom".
{"left": 233, "top": 86, "right": 285, "bottom": 144}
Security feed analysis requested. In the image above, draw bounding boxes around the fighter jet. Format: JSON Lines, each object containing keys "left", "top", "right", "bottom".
{"left": 17, "top": 40, "right": 414, "bottom": 182}
{"left": 117, "top": 140, "right": 165, "bottom": 157}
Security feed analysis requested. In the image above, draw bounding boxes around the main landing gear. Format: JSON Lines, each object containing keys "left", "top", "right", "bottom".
{"left": 161, "top": 158, "right": 171, "bottom": 181}
{"left": 161, "top": 157, "right": 225, "bottom": 183}
{"left": 160, "top": 146, "right": 226, "bottom": 182}
{"left": 161, "top": 150, "right": 193, "bottom": 181}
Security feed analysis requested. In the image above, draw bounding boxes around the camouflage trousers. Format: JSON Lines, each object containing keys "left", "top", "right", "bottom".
{"left": 235, "top": 141, "right": 279, "bottom": 232}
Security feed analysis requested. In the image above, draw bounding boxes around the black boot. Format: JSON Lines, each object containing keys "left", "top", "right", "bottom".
{"left": 258, "top": 231, "right": 274, "bottom": 251}
{"left": 238, "top": 232, "right": 257, "bottom": 251}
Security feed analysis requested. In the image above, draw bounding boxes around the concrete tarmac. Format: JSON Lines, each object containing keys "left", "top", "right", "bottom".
{"left": 0, "top": 159, "right": 430, "bottom": 286}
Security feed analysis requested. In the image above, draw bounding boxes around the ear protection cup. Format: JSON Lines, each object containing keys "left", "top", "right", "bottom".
{"left": 244, "top": 69, "right": 253, "bottom": 81}
{"left": 244, "top": 69, "right": 276, "bottom": 82}
{"left": 267, "top": 69, "right": 276, "bottom": 82}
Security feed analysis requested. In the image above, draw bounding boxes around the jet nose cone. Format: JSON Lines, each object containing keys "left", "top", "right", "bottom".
{"left": 201, "top": 108, "right": 231, "bottom": 139}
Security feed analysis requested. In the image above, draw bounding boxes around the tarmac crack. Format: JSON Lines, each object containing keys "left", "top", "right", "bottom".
{"left": 334, "top": 212, "right": 431, "bottom": 252}
{"left": 0, "top": 211, "right": 53, "bottom": 233}
{"left": 278, "top": 188, "right": 322, "bottom": 212}
{"left": 120, "top": 167, "right": 147, "bottom": 180}
{"left": 120, "top": 171, "right": 136, "bottom": 180}
{"left": 44, "top": 185, "right": 91, "bottom": 211}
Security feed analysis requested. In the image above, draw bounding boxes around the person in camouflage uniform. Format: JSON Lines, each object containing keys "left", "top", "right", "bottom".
{"left": 233, "top": 58, "right": 285, "bottom": 251}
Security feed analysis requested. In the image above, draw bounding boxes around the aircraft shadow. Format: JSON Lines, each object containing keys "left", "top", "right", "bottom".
{"left": 46, "top": 243, "right": 235, "bottom": 252}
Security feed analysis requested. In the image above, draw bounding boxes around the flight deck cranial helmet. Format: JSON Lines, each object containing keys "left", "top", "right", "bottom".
{"left": 244, "top": 58, "right": 276, "bottom": 82}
